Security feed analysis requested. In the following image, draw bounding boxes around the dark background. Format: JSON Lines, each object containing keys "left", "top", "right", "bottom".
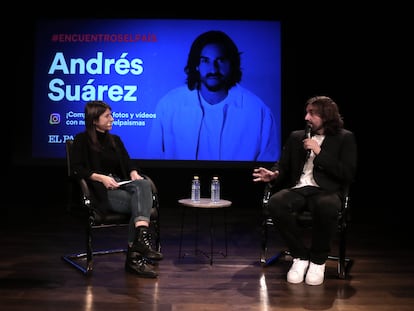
{"left": 8, "top": 6, "right": 409, "bottom": 224}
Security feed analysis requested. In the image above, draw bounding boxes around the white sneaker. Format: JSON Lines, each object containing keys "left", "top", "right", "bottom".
{"left": 305, "top": 262, "right": 326, "bottom": 286}
{"left": 287, "top": 258, "right": 309, "bottom": 284}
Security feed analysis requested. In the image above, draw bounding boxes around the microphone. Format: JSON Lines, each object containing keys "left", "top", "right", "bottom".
{"left": 305, "top": 123, "right": 312, "bottom": 160}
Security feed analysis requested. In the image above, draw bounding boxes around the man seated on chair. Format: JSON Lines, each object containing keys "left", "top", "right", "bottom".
{"left": 253, "top": 95, "right": 357, "bottom": 286}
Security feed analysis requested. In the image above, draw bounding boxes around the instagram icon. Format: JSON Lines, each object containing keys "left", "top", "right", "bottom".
{"left": 49, "top": 113, "right": 61, "bottom": 125}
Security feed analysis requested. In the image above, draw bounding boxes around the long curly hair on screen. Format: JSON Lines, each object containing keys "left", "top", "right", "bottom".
{"left": 184, "top": 30, "right": 242, "bottom": 91}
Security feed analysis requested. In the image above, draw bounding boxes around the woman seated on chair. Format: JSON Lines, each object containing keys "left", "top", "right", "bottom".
{"left": 71, "top": 100, "right": 163, "bottom": 278}
{"left": 253, "top": 95, "right": 357, "bottom": 286}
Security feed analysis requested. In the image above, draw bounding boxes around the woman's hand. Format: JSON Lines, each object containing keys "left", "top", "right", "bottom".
{"left": 130, "top": 170, "right": 144, "bottom": 181}
{"left": 91, "top": 173, "right": 119, "bottom": 189}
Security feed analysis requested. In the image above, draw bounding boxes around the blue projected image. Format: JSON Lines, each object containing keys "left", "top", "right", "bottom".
{"left": 33, "top": 19, "right": 282, "bottom": 162}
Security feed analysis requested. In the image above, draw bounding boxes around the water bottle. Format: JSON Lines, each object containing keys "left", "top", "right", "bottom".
{"left": 210, "top": 176, "right": 220, "bottom": 202}
{"left": 191, "top": 176, "right": 201, "bottom": 202}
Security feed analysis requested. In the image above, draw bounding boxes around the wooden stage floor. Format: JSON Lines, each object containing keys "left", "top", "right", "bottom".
{"left": 1, "top": 202, "right": 413, "bottom": 311}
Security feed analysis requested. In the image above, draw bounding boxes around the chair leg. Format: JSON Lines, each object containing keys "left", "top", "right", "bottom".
{"left": 327, "top": 254, "right": 353, "bottom": 279}
{"left": 260, "top": 219, "right": 269, "bottom": 265}
{"left": 261, "top": 217, "right": 288, "bottom": 266}
{"left": 62, "top": 249, "right": 127, "bottom": 276}
{"left": 61, "top": 218, "right": 128, "bottom": 276}
{"left": 151, "top": 219, "right": 161, "bottom": 252}
{"left": 260, "top": 216, "right": 290, "bottom": 266}
{"left": 325, "top": 226, "right": 353, "bottom": 279}
{"left": 86, "top": 220, "right": 93, "bottom": 273}
{"left": 62, "top": 252, "right": 91, "bottom": 275}
{"left": 338, "top": 227, "right": 346, "bottom": 279}
{"left": 263, "top": 250, "right": 289, "bottom": 266}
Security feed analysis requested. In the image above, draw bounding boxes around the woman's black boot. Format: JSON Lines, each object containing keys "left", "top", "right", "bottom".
{"left": 131, "top": 226, "right": 163, "bottom": 260}
{"left": 125, "top": 247, "right": 158, "bottom": 278}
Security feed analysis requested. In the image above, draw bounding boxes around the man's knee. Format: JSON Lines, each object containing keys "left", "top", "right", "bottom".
{"left": 268, "top": 189, "right": 290, "bottom": 217}
{"left": 313, "top": 195, "right": 341, "bottom": 219}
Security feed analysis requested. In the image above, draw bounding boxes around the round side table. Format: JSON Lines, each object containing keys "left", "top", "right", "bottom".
{"left": 178, "top": 198, "right": 232, "bottom": 265}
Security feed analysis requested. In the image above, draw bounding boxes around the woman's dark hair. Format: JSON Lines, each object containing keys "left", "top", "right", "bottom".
{"left": 184, "top": 30, "right": 242, "bottom": 90}
{"left": 305, "top": 96, "right": 344, "bottom": 135}
{"left": 84, "top": 100, "right": 115, "bottom": 151}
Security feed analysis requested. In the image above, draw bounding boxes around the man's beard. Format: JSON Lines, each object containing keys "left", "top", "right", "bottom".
{"left": 203, "top": 75, "right": 229, "bottom": 92}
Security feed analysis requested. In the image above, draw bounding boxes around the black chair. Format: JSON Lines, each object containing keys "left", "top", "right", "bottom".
{"left": 62, "top": 139, "right": 160, "bottom": 276}
{"left": 260, "top": 183, "right": 353, "bottom": 279}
